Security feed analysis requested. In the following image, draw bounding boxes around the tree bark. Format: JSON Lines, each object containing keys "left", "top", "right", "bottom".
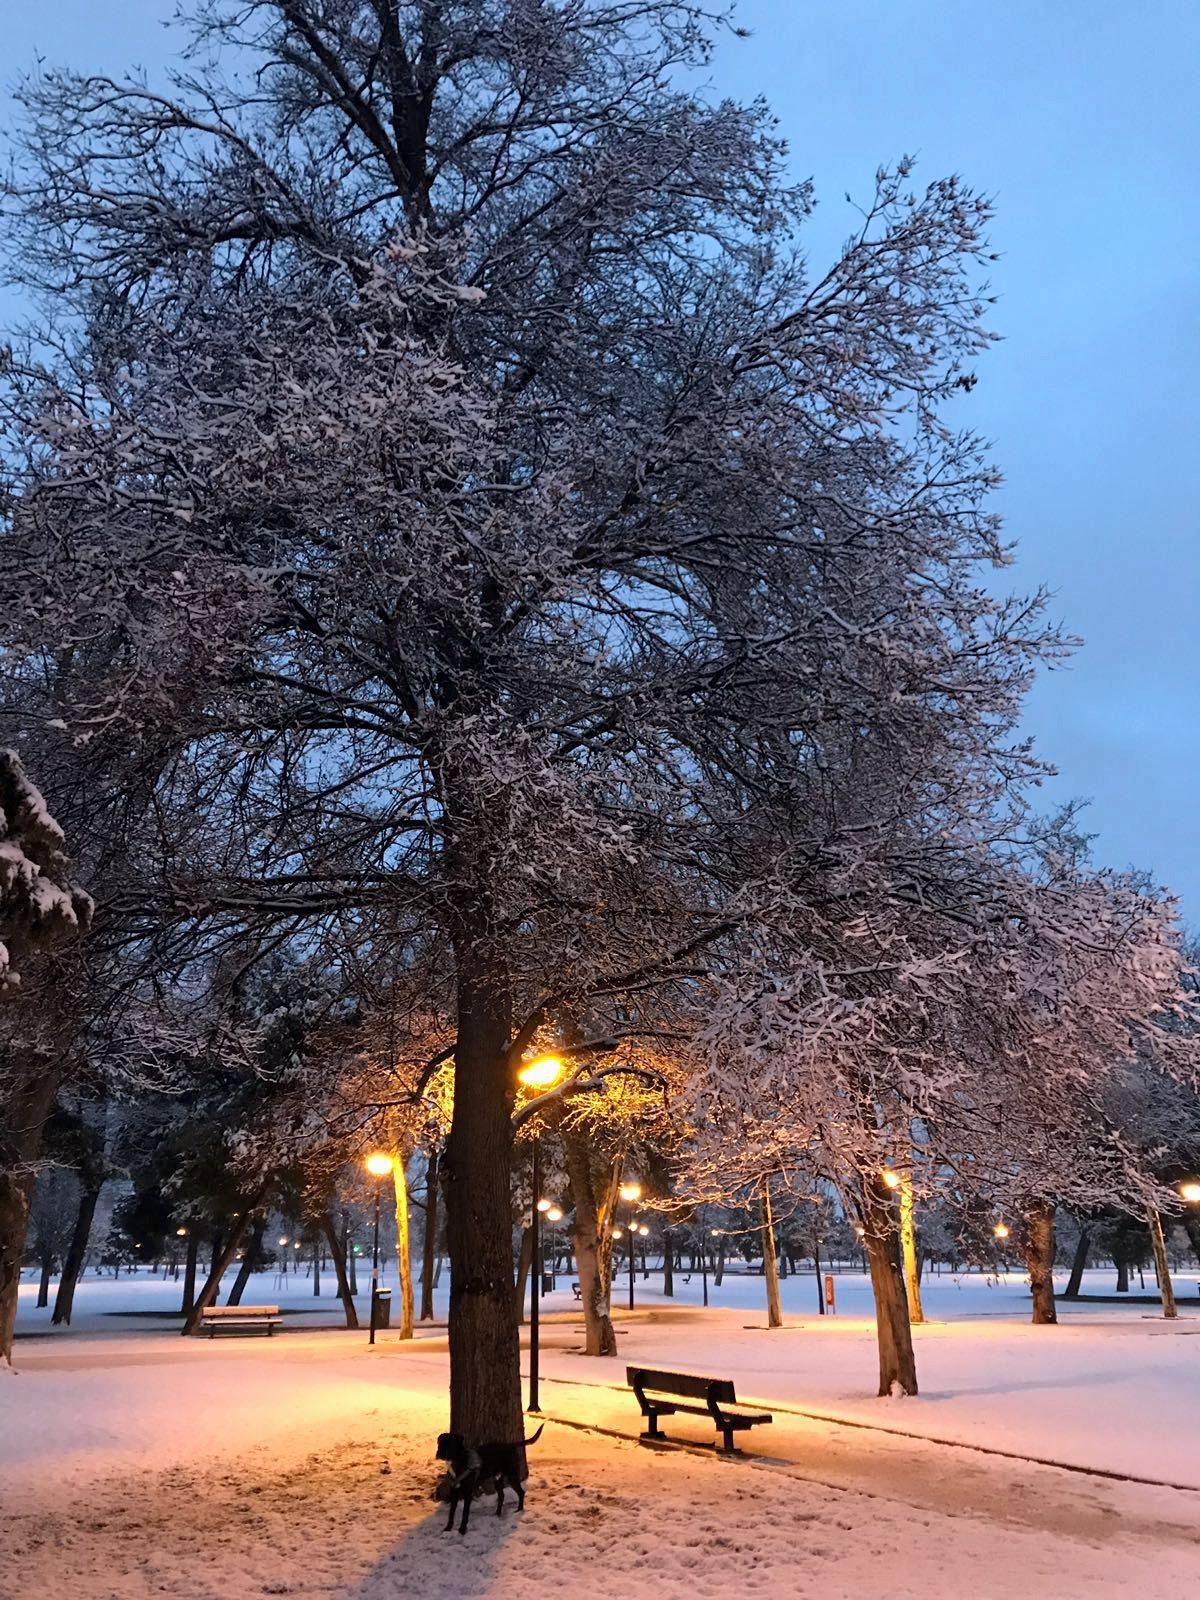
{"left": 514, "top": 1223, "right": 533, "bottom": 1323}
{"left": 1147, "top": 1207, "right": 1177, "bottom": 1320}
{"left": 443, "top": 913, "right": 522, "bottom": 1442}
{"left": 899, "top": 1174, "right": 924, "bottom": 1324}
{"left": 180, "top": 1233, "right": 199, "bottom": 1316}
{"left": 1063, "top": 1226, "right": 1090, "bottom": 1298}
{"left": 320, "top": 1213, "right": 359, "bottom": 1329}
{"left": 36, "top": 1251, "right": 53, "bottom": 1308}
{"left": 562, "top": 1125, "right": 618, "bottom": 1356}
{"left": 714, "top": 1239, "right": 725, "bottom": 1286}
{"left": 51, "top": 1180, "right": 100, "bottom": 1325}
{"left": 1024, "top": 1203, "right": 1057, "bottom": 1324}
{"left": 420, "top": 1147, "right": 439, "bottom": 1321}
{"left": 762, "top": 1184, "right": 782, "bottom": 1329}
{"left": 390, "top": 1150, "right": 415, "bottom": 1338}
{"left": 0, "top": 1064, "right": 60, "bottom": 1364}
{"left": 182, "top": 1206, "right": 259, "bottom": 1335}
{"left": 1115, "top": 1252, "right": 1129, "bottom": 1292}
{"left": 662, "top": 1227, "right": 674, "bottom": 1297}
{"left": 862, "top": 1181, "right": 918, "bottom": 1396}
{"left": 226, "top": 1221, "right": 264, "bottom": 1306}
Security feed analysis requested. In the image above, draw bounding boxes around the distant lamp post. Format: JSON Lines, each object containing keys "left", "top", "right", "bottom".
{"left": 175, "top": 1227, "right": 188, "bottom": 1238}
{"left": 365, "top": 1151, "right": 393, "bottom": 1346}
{"left": 881, "top": 1168, "right": 901, "bottom": 1190}
{"left": 517, "top": 1055, "right": 566, "bottom": 1412}
{"left": 993, "top": 1222, "right": 1010, "bottom": 1239}
{"left": 618, "top": 1182, "right": 643, "bottom": 1310}
{"left": 1179, "top": 1181, "right": 1200, "bottom": 1204}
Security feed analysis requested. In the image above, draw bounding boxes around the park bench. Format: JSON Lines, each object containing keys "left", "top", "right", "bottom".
{"left": 200, "top": 1304, "right": 283, "bottom": 1338}
{"left": 627, "top": 1366, "right": 772, "bottom": 1454}
{"left": 572, "top": 1282, "right": 582, "bottom": 1300}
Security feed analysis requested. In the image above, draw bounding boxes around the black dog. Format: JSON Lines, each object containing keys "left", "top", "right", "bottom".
{"left": 435, "top": 1423, "right": 544, "bottom": 1535}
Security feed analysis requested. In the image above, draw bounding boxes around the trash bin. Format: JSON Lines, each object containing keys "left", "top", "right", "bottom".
{"left": 373, "top": 1288, "right": 392, "bottom": 1329}
{"left": 541, "top": 1271, "right": 554, "bottom": 1294}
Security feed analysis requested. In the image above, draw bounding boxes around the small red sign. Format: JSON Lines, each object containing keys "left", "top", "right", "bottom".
{"left": 824, "top": 1274, "right": 836, "bottom": 1313}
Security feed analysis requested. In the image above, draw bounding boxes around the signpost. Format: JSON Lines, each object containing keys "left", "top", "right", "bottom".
{"left": 824, "top": 1274, "right": 836, "bottom": 1314}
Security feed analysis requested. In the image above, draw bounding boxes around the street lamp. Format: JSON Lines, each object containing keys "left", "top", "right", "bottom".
{"left": 365, "top": 1151, "right": 393, "bottom": 1346}
{"left": 993, "top": 1222, "right": 1010, "bottom": 1240}
{"left": 881, "top": 1168, "right": 901, "bottom": 1190}
{"left": 517, "top": 1055, "right": 565, "bottom": 1412}
{"left": 1179, "top": 1181, "right": 1200, "bottom": 1204}
{"left": 618, "top": 1181, "right": 642, "bottom": 1310}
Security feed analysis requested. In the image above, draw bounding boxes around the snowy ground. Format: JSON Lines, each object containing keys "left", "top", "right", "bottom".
{"left": 5, "top": 1267, "right": 1200, "bottom": 1596}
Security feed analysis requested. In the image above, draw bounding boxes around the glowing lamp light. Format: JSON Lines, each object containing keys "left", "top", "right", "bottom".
{"left": 546, "top": 1206, "right": 564, "bottom": 1223}
{"left": 175, "top": 1227, "right": 188, "bottom": 1238}
{"left": 536, "top": 1197, "right": 553, "bottom": 1213}
{"left": 638, "top": 1225, "right": 650, "bottom": 1237}
{"left": 278, "top": 1236, "right": 289, "bottom": 1246}
{"left": 881, "top": 1169, "right": 901, "bottom": 1190}
{"left": 619, "top": 1181, "right": 642, "bottom": 1204}
{"left": 1179, "top": 1180, "right": 1200, "bottom": 1204}
{"left": 365, "top": 1152, "right": 393, "bottom": 1178}
{"left": 518, "top": 1055, "right": 565, "bottom": 1090}
{"left": 993, "top": 1222, "right": 1010, "bottom": 1240}
{"left": 612, "top": 1228, "right": 624, "bottom": 1240}
{"left": 854, "top": 1224, "right": 866, "bottom": 1237}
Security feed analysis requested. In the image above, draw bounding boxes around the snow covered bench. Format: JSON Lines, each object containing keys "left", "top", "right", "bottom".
{"left": 627, "top": 1366, "right": 772, "bottom": 1454}
{"left": 200, "top": 1305, "right": 283, "bottom": 1337}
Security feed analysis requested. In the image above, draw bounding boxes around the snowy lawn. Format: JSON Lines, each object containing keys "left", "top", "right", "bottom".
{"left": 4, "top": 1316, "right": 1200, "bottom": 1599}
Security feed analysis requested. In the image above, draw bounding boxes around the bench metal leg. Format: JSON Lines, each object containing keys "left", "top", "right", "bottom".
{"left": 642, "top": 1409, "right": 663, "bottom": 1440}
{"left": 718, "top": 1426, "right": 736, "bottom": 1454}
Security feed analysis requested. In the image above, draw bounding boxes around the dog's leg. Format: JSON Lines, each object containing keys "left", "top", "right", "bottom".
{"left": 444, "top": 1491, "right": 458, "bottom": 1534}
{"left": 459, "top": 1488, "right": 472, "bottom": 1535}
{"left": 495, "top": 1480, "right": 505, "bottom": 1516}
{"left": 513, "top": 1473, "right": 525, "bottom": 1513}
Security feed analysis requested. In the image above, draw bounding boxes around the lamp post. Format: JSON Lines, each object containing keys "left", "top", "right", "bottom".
{"left": 1179, "top": 1180, "right": 1200, "bottom": 1204}
{"left": 618, "top": 1181, "right": 642, "bottom": 1309}
{"left": 365, "top": 1152, "right": 392, "bottom": 1346}
{"left": 517, "top": 1055, "right": 565, "bottom": 1413}
{"left": 700, "top": 1209, "right": 709, "bottom": 1308}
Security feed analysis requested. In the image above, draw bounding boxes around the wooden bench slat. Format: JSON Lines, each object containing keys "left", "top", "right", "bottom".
{"left": 627, "top": 1367, "right": 736, "bottom": 1403}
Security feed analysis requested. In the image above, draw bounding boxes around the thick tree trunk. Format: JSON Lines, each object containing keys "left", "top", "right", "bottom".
{"left": 1147, "top": 1207, "right": 1177, "bottom": 1320}
{"left": 0, "top": 1065, "right": 61, "bottom": 1364}
{"left": 312, "top": 1240, "right": 320, "bottom": 1296}
{"left": 180, "top": 1233, "right": 199, "bottom": 1316}
{"left": 182, "top": 1207, "right": 258, "bottom": 1335}
{"left": 420, "top": 1147, "right": 439, "bottom": 1321}
{"left": 1024, "top": 1203, "right": 1057, "bottom": 1324}
{"left": 863, "top": 1182, "right": 918, "bottom": 1396}
{"left": 1115, "top": 1253, "right": 1129, "bottom": 1292}
{"left": 320, "top": 1213, "right": 359, "bottom": 1330}
{"left": 51, "top": 1181, "right": 100, "bottom": 1326}
{"left": 899, "top": 1175, "right": 924, "bottom": 1324}
{"left": 226, "top": 1222, "right": 264, "bottom": 1306}
{"left": 443, "top": 916, "right": 522, "bottom": 1442}
{"left": 714, "top": 1239, "right": 725, "bottom": 1286}
{"left": 1063, "top": 1226, "right": 1090, "bottom": 1298}
{"left": 762, "top": 1185, "right": 782, "bottom": 1329}
{"left": 514, "top": 1224, "right": 533, "bottom": 1323}
{"left": 344, "top": 1215, "right": 359, "bottom": 1296}
{"left": 562, "top": 1126, "right": 618, "bottom": 1356}
{"left": 662, "top": 1228, "right": 674, "bottom": 1297}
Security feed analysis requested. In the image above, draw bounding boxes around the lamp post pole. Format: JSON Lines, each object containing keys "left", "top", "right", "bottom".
{"left": 529, "top": 1135, "right": 542, "bottom": 1413}
{"left": 700, "top": 1210, "right": 709, "bottom": 1308}
{"left": 369, "top": 1177, "right": 382, "bottom": 1346}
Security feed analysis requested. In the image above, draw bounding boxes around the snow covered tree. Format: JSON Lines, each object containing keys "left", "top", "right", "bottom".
{"left": 1, "top": 2, "right": 1063, "bottom": 1431}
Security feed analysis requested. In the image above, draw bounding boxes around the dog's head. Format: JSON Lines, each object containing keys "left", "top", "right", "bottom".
{"left": 436, "top": 1431, "right": 465, "bottom": 1463}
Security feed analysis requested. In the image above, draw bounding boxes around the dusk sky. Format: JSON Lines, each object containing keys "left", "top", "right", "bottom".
{"left": 6, "top": 1, "right": 1198, "bottom": 911}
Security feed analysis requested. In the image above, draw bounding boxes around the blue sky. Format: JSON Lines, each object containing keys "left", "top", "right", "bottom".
{"left": 6, "top": 2, "right": 1199, "bottom": 911}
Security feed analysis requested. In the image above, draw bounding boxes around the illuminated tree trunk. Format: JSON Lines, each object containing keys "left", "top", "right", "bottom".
{"left": 227, "top": 1221, "right": 264, "bottom": 1307}
{"left": 390, "top": 1150, "right": 415, "bottom": 1339}
{"left": 899, "top": 1174, "right": 924, "bottom": 1324}
{"left": 862, "top": 1179, "right": 918, "bottom": 1396}
{"left": 180, "top": 1233, "right": 199, "bottom": 1316}
{"left": 1147, "top": 1207, "right": 1177, "bottom": 1320}
{"left": 1024, "top": 1203, "right": 1057, "bottom": 1324}
{"left": 762, "top": 1183, "right": 782, "bottom": 1329}
{"left": 563, "top": 1126, "right": 618, "bottom": 1356}
{"left": 420, "top": 1148, "right": 439, "bottom": 1321}
{"left": 182, "top": 1206, "right": 259, "bottom": 1334}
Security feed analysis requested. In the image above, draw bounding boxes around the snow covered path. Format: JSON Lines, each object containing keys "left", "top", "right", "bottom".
{"left": 4, "top": 1325, "right": 1199, "bottom": 1598}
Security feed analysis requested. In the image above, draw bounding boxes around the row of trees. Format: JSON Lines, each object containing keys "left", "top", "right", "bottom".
{"left": 2, "top": 1, "right": 1197, "bottom": 1434}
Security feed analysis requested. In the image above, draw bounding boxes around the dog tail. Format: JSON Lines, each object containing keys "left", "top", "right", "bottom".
{"left": 523, "top": 1423, "right": 545, "bottom": 1448}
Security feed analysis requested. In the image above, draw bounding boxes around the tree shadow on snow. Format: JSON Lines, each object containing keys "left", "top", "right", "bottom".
{"left": 347, "top": 1500, "right": 523, "bottom": 1599}
{"left": 918, "top": 1366, "right": 1137, "bottom": 1403}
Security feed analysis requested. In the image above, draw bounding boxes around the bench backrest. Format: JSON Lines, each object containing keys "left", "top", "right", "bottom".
{"left": 627, "top": 1366, "right": 736, "bottom": 1404}
{"left": 201, "top": 1305, "right": 280, "bottom": 1317}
